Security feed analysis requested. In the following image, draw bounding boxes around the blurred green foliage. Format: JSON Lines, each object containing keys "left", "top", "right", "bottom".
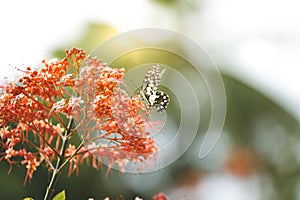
{"left": 52, "top": 23, "right": 118, "bottom": 59}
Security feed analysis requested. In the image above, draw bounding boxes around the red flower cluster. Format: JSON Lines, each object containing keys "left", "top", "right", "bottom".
{"left": 74, "top": 55, "right": 157, "bottom": 173}
{"left": 0, "top": 47, "right": 158, "bottom": 184}
{"left": 152, "top": 193, "right": 168, "bottom": 200}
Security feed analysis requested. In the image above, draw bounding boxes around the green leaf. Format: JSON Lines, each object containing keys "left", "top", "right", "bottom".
{"left": 52, "top": 190, "right": 66, "bottom": 200}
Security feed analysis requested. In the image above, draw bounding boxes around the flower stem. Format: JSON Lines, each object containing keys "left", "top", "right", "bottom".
{"left": 43, "top": 159, "right": 61, "bottom": 200}
{"left": 43, "top": 117, "right": 75, "bottom": 200}
{"left": 58, "top": 141, "right": 84, "bottom": 171}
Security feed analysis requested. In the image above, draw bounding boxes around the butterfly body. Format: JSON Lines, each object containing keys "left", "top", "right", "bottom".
{"left": 138, "top": 65, "right": 170, "bottom": 112}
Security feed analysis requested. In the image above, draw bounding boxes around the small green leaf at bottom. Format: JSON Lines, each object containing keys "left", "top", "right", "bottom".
{"left": 53, "top": 190, "right": 66, "bottom": 200}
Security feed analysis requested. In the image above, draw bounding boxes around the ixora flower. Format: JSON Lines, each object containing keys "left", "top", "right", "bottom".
{"left": 0, "top": 47, "right": 159, "bottom": 199}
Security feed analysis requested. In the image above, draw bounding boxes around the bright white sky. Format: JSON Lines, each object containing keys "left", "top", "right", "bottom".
{"left": 198, "top": 0, "right": 300, "bottom": 121}
{"left": 1, "top": 0, "right": 300, "bottom": 121}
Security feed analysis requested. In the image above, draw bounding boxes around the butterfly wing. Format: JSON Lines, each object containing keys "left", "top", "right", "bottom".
{"left": 153, "top": 90, "right": 170, "bottom": 112}
{"left": 141, "top": 65, "right": 164, "bottom": 92}
{"left": 138, "top": 65, "right": 170, "bottom": 112}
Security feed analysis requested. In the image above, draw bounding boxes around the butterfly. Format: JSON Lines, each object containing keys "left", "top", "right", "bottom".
{"left": 137, "top": 65, "right": 170, "bottom": 112}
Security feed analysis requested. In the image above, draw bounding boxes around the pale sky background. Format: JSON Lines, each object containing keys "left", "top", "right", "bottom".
{"left": 1, "top": 0, "right": 300, "bottom": 121}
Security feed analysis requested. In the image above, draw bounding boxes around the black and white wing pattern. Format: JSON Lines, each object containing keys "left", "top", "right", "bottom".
{"left": 138, "top": 65, "right": 170, "bottom": 112}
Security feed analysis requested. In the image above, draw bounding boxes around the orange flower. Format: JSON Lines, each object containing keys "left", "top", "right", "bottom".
{"left": 0, "top": 47, "right": 159, "bottom": 184}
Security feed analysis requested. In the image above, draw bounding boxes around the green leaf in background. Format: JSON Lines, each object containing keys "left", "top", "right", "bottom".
{"left": 53, "top": 190, "right": 66, "bottom": 200}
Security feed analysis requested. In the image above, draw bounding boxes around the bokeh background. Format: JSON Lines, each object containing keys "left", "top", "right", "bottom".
{"left": 1, "top": 0, "right": 300, "bottom": 199}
